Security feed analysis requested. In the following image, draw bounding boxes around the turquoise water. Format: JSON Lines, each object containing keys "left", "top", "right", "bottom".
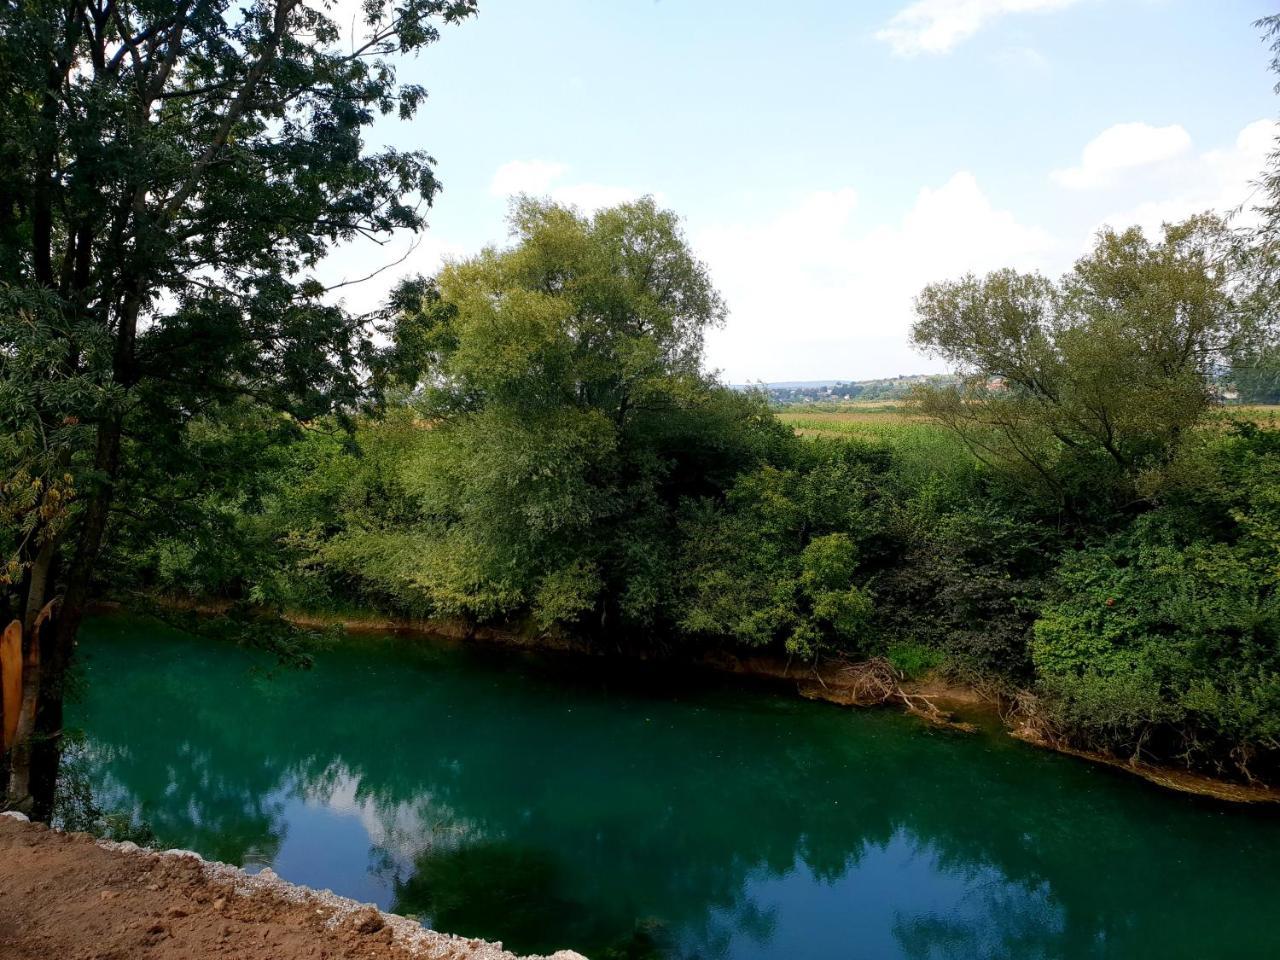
{"left": 68, "top": 615, "right": 1280, "bottom": 959}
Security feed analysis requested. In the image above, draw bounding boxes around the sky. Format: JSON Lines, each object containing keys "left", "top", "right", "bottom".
{"left": 321, "top": 0, "right": 1280, "bottom": 384}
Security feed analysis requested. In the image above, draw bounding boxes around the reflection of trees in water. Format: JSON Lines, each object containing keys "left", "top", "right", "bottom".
{"left": 68, "top": 621, "right": 1280, "bottom": 959}
{"left": 394, "top": 843, "right": 574, "bottom": 947}
{"left": 297, "top": 766, "right": 484, "bottom": 867}
{"left": 75, "top": 715, "right": 290, "bottom": 865}
{"left": 893, "top": 870, "right": 1065, "bottom": 960}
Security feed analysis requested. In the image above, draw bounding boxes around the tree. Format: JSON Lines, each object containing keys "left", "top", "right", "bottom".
{"left": 678, "top": 443, "right": 880, "bottom": 659}
{"left": 0, "top": 0, "right": 476, "bottom": 813}
{"left": 358, "top": 197, "right": 788, "bottom": 639}
{"left": 910, "top": 216, "right": 1246, "bottom": 512}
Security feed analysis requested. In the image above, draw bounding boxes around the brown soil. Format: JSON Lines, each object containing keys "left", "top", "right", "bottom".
{"left": 0, "top": 814, "right": 585, "bottom": 960}
{"left": 1008, "top": 728, "right": 1280, "bottom": 804}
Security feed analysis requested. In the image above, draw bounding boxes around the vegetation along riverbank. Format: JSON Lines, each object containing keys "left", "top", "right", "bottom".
{"left": 53, "top": 188, "right": 1278, "bottom": 806}
{"left": 7, "top": 182, "right": 1280, "bottom": 819}
{"left": 3, "top": 0, "right": 1280, "bottom": 845}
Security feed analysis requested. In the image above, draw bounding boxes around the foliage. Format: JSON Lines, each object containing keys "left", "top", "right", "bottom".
{"left": 1031, "top": 426, "right": 1280, "bottom": 775}
{"left": 1231, "top": 343, "right": 1280, "bottom": 404}
{"left": 0, "top": 0, "right": 475, "bottom": 811}
{"left": 886, "top": 642, "right": 943, "bottom": 680}
{"left": 873, "top": 475, "right": 1057, "bottom": 679}
{"left": 0, "top": 285, "right": 111, "bottom": 595}
{"left": 679, "top": 442, "right": 883, "bottom": 658}
{"left": 138, "top": 602, "right": 336, "bottom": 670}
{"left": 339, "top": 198, "right": 791, "bottom": 638}
{"left": 911, "top": 216, "right": 1246, "bottom": 513}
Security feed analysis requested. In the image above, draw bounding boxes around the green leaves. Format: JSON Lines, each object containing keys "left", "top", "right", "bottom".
{"left": 1031, "top": 429, "right": 1280, "bottom": 772}
{"left": 679, "top": 444, "right": 883, "bottom": 660}
{"left": 0, "top": 0, "right": 474, "bottom": 639}
{"left": 911, "top": 216, "right": 1242, "bottom": 512}
{"left": 327, "top": 198, "right": 759, "bottom": 637}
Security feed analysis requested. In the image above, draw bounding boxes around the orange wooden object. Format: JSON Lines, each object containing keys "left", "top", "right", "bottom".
{"left": 1, "top": 619, "right": 20, "bottom": 751}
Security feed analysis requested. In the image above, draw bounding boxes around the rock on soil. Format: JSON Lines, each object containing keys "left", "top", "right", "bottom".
{"left": 0, "top": 812, "right": 587, "bottom": 960}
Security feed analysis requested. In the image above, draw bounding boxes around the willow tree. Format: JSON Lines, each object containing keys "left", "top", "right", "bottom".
{"left": 910, "top": 216, "right": 1248, "bottom": 513}
{"left": 0, "top": 0, "right": 475, "bottom": 813}
{"left": 339, "top": 197, "right": 785, "bottom": 638}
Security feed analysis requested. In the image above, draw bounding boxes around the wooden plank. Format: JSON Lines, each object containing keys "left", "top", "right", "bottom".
{"left": 1, "top": 619, "right": 20, "bottom": 751}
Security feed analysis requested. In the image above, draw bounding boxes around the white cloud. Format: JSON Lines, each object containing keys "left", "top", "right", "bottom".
{"left": 490, "top": 160, "right": 655, "bottom": 212}
{"left": 547, "top": 182, "right": 650, "bottom": 210}
{"left": 876, "top": 0, "right": 1086, "bottom": 57}
{"left": 697, "top": 173, "right": 1055, "bottom": 382}
{"left": 697, "top": 120, "right": 1279, "bottom": 382}
{"left": 489, "top": 159, "right": 569, "bottom": 197}
{"left": 1098, "top": 118, "right": 1278, "bottom": 239}
{"left": 1051, "top": 122, "right": 1192, "bottom": 190}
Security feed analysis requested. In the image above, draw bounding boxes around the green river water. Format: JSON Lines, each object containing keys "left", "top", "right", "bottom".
{"left": 66, "top": 615, "right": 1280, "bottom": 959}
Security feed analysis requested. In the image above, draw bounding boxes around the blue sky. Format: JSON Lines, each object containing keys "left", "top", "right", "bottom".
{"left": 325, "top": 0, "right": 1280, "bottom": 382}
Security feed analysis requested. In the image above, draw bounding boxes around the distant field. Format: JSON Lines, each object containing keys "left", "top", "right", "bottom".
{"left": 776, "top": 402, "right": 1280, "bottom": 446}
{"left": 774, "top": 402, "right": 926, "bottom": 441}
{"left": 1212, "top": 404, "right": 1280, "bottom": 426}
{"left": 773, "top": 402, "right": 1280, "bottom": 486}
{"left": 773, "top": 402, "right": 973, "bottom": 482}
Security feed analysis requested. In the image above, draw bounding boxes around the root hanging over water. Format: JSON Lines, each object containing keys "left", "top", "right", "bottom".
{"left": 1003, "top": 691, "right": 1280, "bottom": 803}
{"left": 833, "top": 657, "right": 898, "bottom": 704}
{"left": 800, "top": 657, "right": 978, "bottom": 732}
{"left": 1003, "top": 689, "right": 1062, "bottom": 748}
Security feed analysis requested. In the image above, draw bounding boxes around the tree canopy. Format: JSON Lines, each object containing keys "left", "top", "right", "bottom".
{"left": 0, "top": 0, "right": 475, "bottom": 812}
{"left": 334, "top": 197, "right": 788, "bottom": 635}
{"left": 910, "top": 216, "right": 1249, "bottom": 509}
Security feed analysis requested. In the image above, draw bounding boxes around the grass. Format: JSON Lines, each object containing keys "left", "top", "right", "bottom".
{"left": 1207, "top": 404, "right": 1280, "bottom": 429}
{"left": 778, "top": 401, "right": 1280, "bottom": 442}
{"left": 774, "top": 402, "right": 978, "bottom": 485}
{"left": 772, "top": 401, "right": 1280, "bottom": 486}
{"left": 775, "top": 402, "right": 924, "bottom": 439}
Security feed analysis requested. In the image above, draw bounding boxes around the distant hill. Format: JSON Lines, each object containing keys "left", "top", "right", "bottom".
{"left": 734, "top": 374, "right": 957, "bottom": 406}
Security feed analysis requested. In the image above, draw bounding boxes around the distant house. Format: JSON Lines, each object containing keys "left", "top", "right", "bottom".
{"left": 986, "top": 377, "right": 1008, "bottom": 393}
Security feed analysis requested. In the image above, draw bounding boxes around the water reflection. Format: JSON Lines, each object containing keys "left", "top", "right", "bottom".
{"left": 68, "top": 616, "right": 1280, "bottom": 960}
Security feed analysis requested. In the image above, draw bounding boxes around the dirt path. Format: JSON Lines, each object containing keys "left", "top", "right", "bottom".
{"left": 0, "top": 814, "right": 585, "bottom": 960}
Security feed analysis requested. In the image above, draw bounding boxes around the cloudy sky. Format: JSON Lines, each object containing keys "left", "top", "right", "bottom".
{"left": 324, "top": 0, "right": 1280, "bottom": 383}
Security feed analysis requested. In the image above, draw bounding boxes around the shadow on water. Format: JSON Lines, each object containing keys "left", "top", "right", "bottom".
{"left": 65, "top": 615, "right": 1280, "bottom": 960}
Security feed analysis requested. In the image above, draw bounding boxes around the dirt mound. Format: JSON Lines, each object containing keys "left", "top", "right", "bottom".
{"left": 0, "top": 813, "right": 586, "bottom": 960}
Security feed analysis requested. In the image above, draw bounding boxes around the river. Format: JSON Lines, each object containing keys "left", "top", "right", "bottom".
{"left": 65, "top": 615, "right": 1280, "bottom": 959}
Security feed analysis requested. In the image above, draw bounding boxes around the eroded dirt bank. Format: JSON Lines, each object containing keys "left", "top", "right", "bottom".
{"left": 0, "top": 813, "right": 585, "bottom": 960}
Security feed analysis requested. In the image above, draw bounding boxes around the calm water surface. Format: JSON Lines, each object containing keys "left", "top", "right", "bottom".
{"left": 69, "top": 615, "right": 1280, "bottom": 959}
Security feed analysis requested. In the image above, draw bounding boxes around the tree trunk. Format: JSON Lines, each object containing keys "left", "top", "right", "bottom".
{"left": 19, "top": 414, "right": 123, "bottom": 820}
{"left": 6, "top": 614, "right": 44, "bottom": 813}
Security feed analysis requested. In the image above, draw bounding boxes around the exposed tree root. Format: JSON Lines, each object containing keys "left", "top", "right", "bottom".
{"left": 799, "top": 657, "right": 979, "bottom": 732}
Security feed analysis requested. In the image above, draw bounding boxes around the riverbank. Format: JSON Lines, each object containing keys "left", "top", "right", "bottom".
{"left": 0, "top": 813, "right": 585, "bottom": 960}
{"left": 95, "top": 598, "right": 1280, "bottom": 805}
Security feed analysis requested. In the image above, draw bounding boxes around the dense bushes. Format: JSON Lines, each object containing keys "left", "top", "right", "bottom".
{"left": 678, "top": 442, "right": 887, "bottom": 658}
{"left": 1032, "top": 426, "right": 1280, "bottom": 776}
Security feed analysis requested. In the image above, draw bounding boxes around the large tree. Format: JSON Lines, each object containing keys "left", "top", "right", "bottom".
{"left": 335, "top": 197, "right": 787, "bottom": 639}
{"left": 0, "top": 0, "right": 475, "bottom": 812}
{"left": 910, "top": 216, "right": 1249, "bottom": 513}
